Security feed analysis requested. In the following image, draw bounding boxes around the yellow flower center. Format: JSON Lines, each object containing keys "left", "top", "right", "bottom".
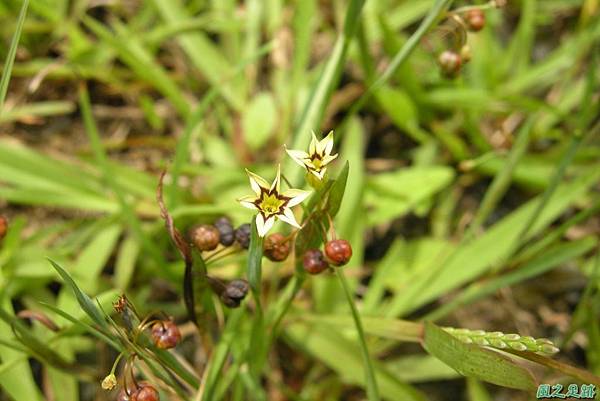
{"left": 257, "top": 193, "right": 287, "bottom": 218}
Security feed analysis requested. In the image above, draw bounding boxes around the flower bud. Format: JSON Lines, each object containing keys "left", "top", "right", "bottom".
{"left": 101, "top": 373, "right": 117, "bottom": 390}
{"left": 303, "top": 249, "right": 329, "bottom": 275}
{"left": 263, "top": 233, "right": 290, "bottom": 262}
{"left": 0, "top": 215, "right": 7, "bottom": 240}
{"left": 220, "top": 279, "right": 249, "bottom": 308}
{"left": 438, "top": 50, "right": 462, "bottom": 79}
{"left": 460, "top": 44, "right": 472, "bottom": 63}
{"left": 214, "top": 217, "right": 235, "bottom": 246}
{"left": 190, "top": 224, "right": 220, "bottom": 251}
{"left": 465, "top": 9, "right": 485, "bottom": 31}
{"left": 324, "top": 239, "right": 353, "bottom": 266}
{"left": 132, "top": 382, "right": 159, "bottom": 401}
{"left": 113, "top": 294, "right": 127, "bottom": 313}
{"left": 151, "top": 320, "right": 181, "bottom": 349}
{"left": 234, "top": 223, "right": 251, "bottom": 249}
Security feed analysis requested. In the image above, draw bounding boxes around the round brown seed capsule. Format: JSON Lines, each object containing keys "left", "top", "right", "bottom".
{"left": 131, "top": 382, "right": 160, "bottom": 401}
{"left": 214, "top": 217, "right": 235, "bottom": 246}
{"left": 465, "top": 9, "right": 485, "bottom": 32}
{"left": 131, "top": 382, "right": 159, "bottom": 401}
{"left": 151, "top": 320, "right": 181, "bottom": 349}
{"left": 303, "top": 249, "right": 329, "bottom": 275}
{"left": 263, "top": 233, "right": 291, "bottom": 262}
{"left": 438, "top": 50, "right": 462, "bottom": 79}
{"left": 324, "top": 239, "right": 353, "bottom": 266}
{"left": 0, "top": 216, "right": 7, "bottom": 240}
{"left": 234, "top": 223, "right": 251, "bottom": 249}
{"left": 190, "top": 224, "right": 220, "bottom": 251}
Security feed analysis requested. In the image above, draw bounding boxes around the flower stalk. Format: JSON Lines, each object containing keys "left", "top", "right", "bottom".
{"left": 336, "top": 267, "right": 380, "bottom": 401}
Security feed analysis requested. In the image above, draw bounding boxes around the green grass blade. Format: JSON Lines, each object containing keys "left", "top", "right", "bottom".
{"left": 78, "top": 83, "right": 164, "bottom": 265}
{"left": 425, "top": 237, "right": 597, "bottom": 320}
{"left": 48, "top": 259, "right": 108, "bottom": 329}
{"left": 468, "top": 119, "right": 533, "bottom": 234}
{"left": 0, "top": 0, "right": 29, "bottom": 114}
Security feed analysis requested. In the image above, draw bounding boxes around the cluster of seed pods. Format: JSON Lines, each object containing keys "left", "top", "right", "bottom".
{"left": 103, "top": 297, "right": 187, "bottom": 401}
{"left": 303, "top": 239, "right": 353, "bottom": 275}
{"left": 438, "top": 8, "right": 489, "bottom": 79}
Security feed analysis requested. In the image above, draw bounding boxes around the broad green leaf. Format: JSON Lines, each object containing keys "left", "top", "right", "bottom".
{"left": 365, "top": 166, "right": 454, "bottom": 226}
{"left": 326, "top": 161, "right": 349, "bottom": 218}
{"left": 71, "top": 224, "right": 121, "bottom": 293}
{"left": 243, "top": 92, "right": 277, "bottom": 151}
{"left": 0, "top": 299, "right": 44, "bottom": 401}
{"left": 423, "top": 322, "right": 536, "bottom": 391}
{"left": 374, "top": 86, "right": 426, "bottom": 143}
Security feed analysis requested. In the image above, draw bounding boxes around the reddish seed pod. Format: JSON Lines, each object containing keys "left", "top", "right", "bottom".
{"left": 131, "top": 382, "right": 159, "bottom": 401}
{"left": 190, "top": 224, "right": 220, "bottom": 251}
{"left": 438, "top": 50, "right": 462, "bottom": 79}
{"left": 0, "top": 215, "right": 7, "bottom": 240}
{"left": 151, "top": 320, "right": 181, "bottom": 349}
{"left": 263, "top": 233, "right": 291, "bottom": 262}
{"left": 324, "top": 239, "right": 353, "bottom": 266}
{"left": 465, "top": 9, "right": 485, "bottom": 32}
{"left": 303, "top": 249, "right": 329, "bottom": 275}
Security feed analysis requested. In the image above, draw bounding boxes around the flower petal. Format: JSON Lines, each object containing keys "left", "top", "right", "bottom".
{"left": 322, "top": 153, "right": 338, "bottom": 166}
{"left": 238, "top": 195, "right": 259, "bottom": 210}
{"left": 285, "top": 147, "right": 310, "bottom": 169}
{"left": 322, "top": 130, "right": 334, "bottom": 155}
{"left": 278, "top": 207, "right": 301, "bottom": 229}
{"left": 284, "top": 188, "right": 311, "bottom": 207}
{"left": 246, "top": 169, "right": 270, "bottom": 195}
{"left": 270, "top": 164, "right": 281, "bottom": 193}
{"left": 311, "top": 168, "right": 326, "bottom": 180}
{"left": 256, "top": 214, "right": 265, "bottom": 235}
{"left": 257, "top": 215, "right": 275, "bottom": 237}
{"left": 309, "top": 131, "right": 318, "bottom": 155}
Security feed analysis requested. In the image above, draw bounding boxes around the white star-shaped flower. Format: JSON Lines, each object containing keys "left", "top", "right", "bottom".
{"left": 238, "top": 165, "right": 311, "bottom": 237}
{"left": 285, "top": 130, "right": 338, "bottom": 180}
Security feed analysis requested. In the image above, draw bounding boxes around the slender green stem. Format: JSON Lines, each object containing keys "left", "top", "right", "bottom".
{"left": 335, "top": 268, "right": 380, "bottom": 401}
{"left": 267, "top": 275, "right": 304, "bottom": 340}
